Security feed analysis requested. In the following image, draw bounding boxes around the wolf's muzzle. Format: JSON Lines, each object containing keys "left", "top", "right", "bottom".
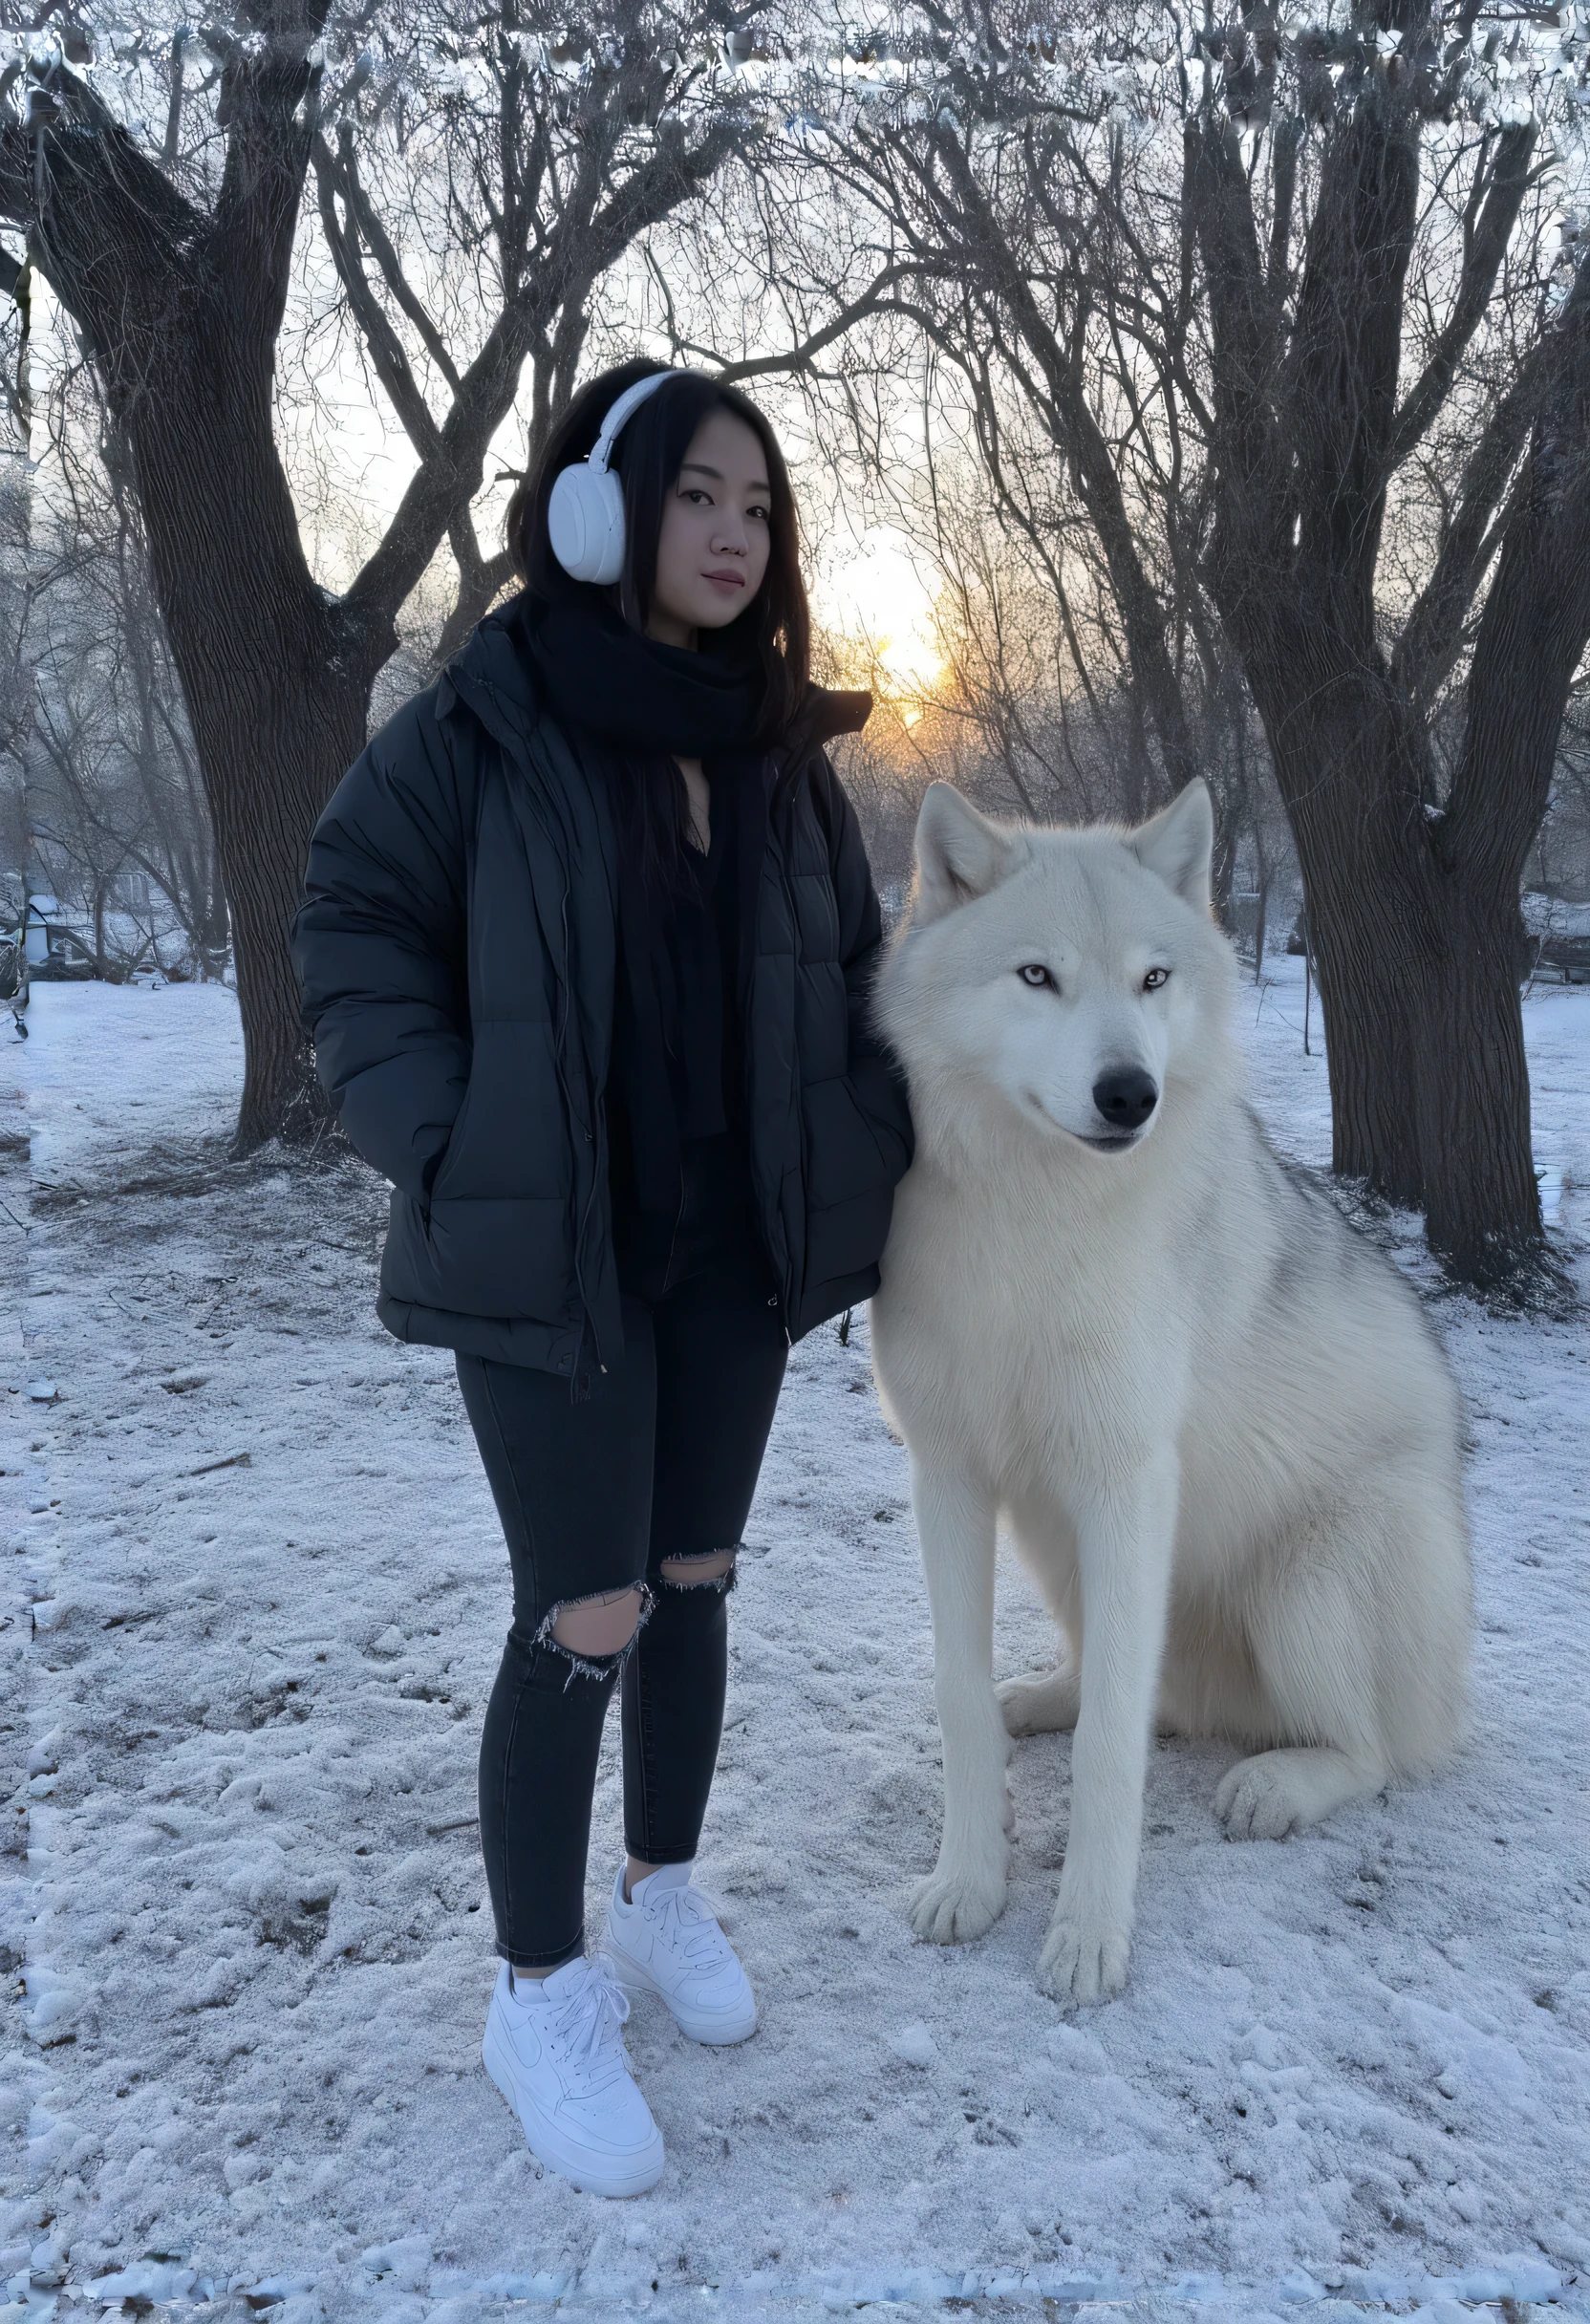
{"left": 1091, "top": 1066, "right": 1158, "bottom": 1131}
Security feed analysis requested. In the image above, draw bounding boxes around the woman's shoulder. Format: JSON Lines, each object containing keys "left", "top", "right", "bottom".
{"left": 436, "top": 594, "right": 546, "bottom": 756}
{"left": 333, "top": 686, "right": 471, "bottom": 848}
{"left": 769, "top": 686, "right": 870, "bottom": 827}
{"left": 327, "top": 653, "right": 504, "bottom": 850}
{"left": 774, "top": 688, "right": 871, "bottom": 837}
{"left": 366, "top": 681, "right": 452, "bottom": 774}
{"left": 776, "top": 684, "right": 871, "bottom": 773}
{"left": 359, "top": 597, "right": 544, "bottom": 796}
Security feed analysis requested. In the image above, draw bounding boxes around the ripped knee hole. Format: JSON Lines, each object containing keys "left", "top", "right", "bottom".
{"left": 658, "top": 1546, "right": 739, "bottom": 1591}
{"left": 545, "top": 1583, "right": 648, "bottom": 1660}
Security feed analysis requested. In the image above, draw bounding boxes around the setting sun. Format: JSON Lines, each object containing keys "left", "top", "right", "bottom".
{"left": 815, "top": 533, "right": 944, "bottom": 713}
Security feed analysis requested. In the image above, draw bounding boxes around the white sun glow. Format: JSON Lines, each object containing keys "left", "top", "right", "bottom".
{"left": 816, "top": 536, "right": 943, "bottom": 711}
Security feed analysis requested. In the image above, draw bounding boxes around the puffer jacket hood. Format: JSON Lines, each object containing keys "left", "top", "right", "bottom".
{"left": 293, "top": 597, "right": 913, "bottom": 1381}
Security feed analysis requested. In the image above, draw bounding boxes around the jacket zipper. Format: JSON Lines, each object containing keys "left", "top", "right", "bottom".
{"left": 763, "top": 760, "right": 804, "bottom": 1338}
{"left": 659, "top": 1168, "right": 689, "bottom": 1298}
{"left": 552, "top": 869, "right": 605, "bottom": 1388}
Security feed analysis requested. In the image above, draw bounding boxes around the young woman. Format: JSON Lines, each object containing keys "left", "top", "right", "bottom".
{"left": 293, "top": 364, "right": 913, "bottom": 2196}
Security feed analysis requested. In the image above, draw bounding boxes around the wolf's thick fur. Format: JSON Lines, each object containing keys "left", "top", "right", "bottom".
{"left": 870, "top": 781, "right": 1472, "bottom": 2007}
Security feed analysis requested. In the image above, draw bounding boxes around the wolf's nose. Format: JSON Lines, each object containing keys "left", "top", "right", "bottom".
{"left": 1092, "top": 1067, "right": 1158, "bottom": 1130}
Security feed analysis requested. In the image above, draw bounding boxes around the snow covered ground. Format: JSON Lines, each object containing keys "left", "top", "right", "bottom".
{"left": 1, "top": 956, "right": 1586, "bottom": 2324}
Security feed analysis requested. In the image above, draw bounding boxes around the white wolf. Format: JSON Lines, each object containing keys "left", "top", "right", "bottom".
{"left": 870, "top": 779, "right": 1471, "bottom": 2007}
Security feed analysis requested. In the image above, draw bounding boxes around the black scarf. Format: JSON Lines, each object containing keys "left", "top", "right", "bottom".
{"left": 519, "top": 594, "right": 770, "bottom": 1219}
{"left": 523, "top": 594, "right": 765, "bottom": 758}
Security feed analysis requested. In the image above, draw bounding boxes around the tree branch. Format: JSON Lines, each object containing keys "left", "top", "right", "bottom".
{"left": 0, "top": 75, "right": 199, "bottom": 270}
{"left": 1266, "top": 111, "right": 1301, "bottom": 300}
{"left": 917, "top": 124, "right": 1197, "bottom": 787}
{"left": 1441, "top": 252, "right": 1590, "bottom": 893}
{"left": 161, "top": 28, "right": 186, "bottom": 166}
{"left": 211, "top": 3, "right": 330, "bottom": 344}
{"left": 313, "top": 133, "right": 444, "bottom": 460}
{"left": 678, "top": 263, "right": 924, "bottom": 383}
{"left": 342, "top": 115, "right": 749, "bottom": 656}
{"left": 1285, "top": 76, "right": 1421, "bottom": 593}
{"left": 320, "top": 123, "right": 461, "bottom": 393}
{"left": 1187, "top": 115, "right": 1293, "bottom": 578}
{"left": 1391, "top": 301, "right": 1572, "bottom": 707}
{"left": 1387, "top": 122, "right": 1536, "bottom": 473}
{"left": 434, "top": 527, "right": 516, "bottom": 667}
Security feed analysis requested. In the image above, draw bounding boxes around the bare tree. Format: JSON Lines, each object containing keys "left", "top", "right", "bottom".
{"left": 16, "top": 472, "right": 219, "bottom": 977}
{"left": 1184, "top": 7, "right": 1590, "bottom": 1291}
{"left": 109, "top": 522, "right": 230, "bottom": 979}
{"left": 687, "top": 142, "right": 1287, "bottom": 939}
{"left": 713, "top": 0, "right": 1590, "bottom": 1292}
{"left": 0, "top": 0, "right": 754, "bottom": 1145}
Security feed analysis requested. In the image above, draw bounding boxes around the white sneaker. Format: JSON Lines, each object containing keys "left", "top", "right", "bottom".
{"left": 605, "top": 1861, "right": 758, "bottom": 2045}
{"left": 481, "top": 1953, "right": 664, "bottom": 2197}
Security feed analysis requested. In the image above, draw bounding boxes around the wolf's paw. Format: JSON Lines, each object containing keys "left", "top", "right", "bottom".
{"left": 1214, "top": 1748, "right": 1368, "bottom": 1841}
{"left": 1215, "top": 1756, "right": 1302, "bottom": 1840}
{"left": 997, "top": 1668, "right": 1081, "bottom": 1738}
{"left": 909, "top": 1853, "right": 1008, "bottom": 1945}
{"left": 1036, "top": 1902, "right": 1130, "bottom": 2008}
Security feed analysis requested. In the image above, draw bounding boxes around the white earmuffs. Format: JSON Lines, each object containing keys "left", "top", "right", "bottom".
{"left": 547, "top": 371, "right": 674, "bottom": 586}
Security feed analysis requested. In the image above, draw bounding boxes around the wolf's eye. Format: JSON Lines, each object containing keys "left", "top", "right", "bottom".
{"left": 1143, "top": 966, "right": 1171, "bottom": 992}
{"left": 1018, "top": 963, "right": 1052, "bottom": 989}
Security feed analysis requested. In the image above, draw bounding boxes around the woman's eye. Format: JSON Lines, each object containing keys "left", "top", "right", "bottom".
{"left": 1018, "top": 963, "right": 1050, "bottom": 989}
{"left": 1144, "top": 966, "right": 1171, "bottom": 991}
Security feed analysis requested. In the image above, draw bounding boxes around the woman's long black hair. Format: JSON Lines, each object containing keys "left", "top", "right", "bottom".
{"left": 506, "top": 364, "right": 812, "bottom": 897}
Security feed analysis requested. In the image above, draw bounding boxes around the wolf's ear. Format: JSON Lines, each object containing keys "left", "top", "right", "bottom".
{"left": 1129, "top": 779, "right": 1214, "bottom": 910}
{"left": 913, "top": 783, "right": 1021, "bottom": 924}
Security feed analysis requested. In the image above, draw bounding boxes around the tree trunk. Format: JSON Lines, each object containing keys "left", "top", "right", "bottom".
{"left": 1284, "top": 765, "right": 1425, "bottom": 1207}
{"left": 201, "top": 853, "right": 231, "bottom": 982}
{"left": 1295, "top": 791, "right": 1540, "bottom": 1276}
{"left": 1186, "top": 73, "right": 1588, "bottom": 1297}
{"left": 1255, "top": 684, "right": 1545, "bottom": 1287}
{"left": 1210, "top": 764, "right": 1241, "bottom": 934}
{"left": 5, "top": 23, "right": 741, "bottom": 1149}
{"left": 8, "top": 57, "right": 393, "bottom": 1149}
{"left": 182, "top": 615, "right": 370, "bottom": 1144}
{"left": 1407, "top": 893, "right": 1540, "bottom": 1283}
{"left": 118, "top": 313, "right": 380, "bottom": 1147}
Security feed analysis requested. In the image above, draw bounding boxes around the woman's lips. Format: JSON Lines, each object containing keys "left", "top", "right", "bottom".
{"left": 703, "top": 568, "right": 745, "bottom": 590}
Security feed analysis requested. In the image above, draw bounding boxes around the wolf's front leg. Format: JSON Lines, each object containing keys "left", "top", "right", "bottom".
{"left": 908, "top": 1457, "right": 1009, "bottom": 1945}
{"left": 1039, "top": 1452, "right": 1178, "bottom": 2005}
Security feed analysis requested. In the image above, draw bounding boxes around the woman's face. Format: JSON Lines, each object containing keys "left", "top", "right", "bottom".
{"left": 647, "top": 407, "right": 773, "bottom": 649}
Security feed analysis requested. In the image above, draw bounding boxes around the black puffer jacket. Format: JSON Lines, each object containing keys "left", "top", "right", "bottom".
{"left": 292, "top": 599, "right": 913, "bottom": 1380}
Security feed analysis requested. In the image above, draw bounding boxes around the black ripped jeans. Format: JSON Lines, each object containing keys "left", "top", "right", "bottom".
{"left": 457, "top": 1241, "right": 787, "bottom": 1970}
